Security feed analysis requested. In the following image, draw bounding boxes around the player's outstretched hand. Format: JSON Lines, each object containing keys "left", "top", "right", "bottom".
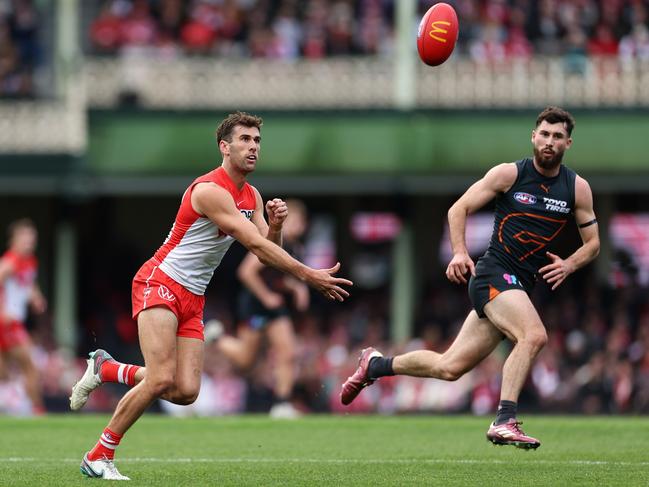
{"left": 446, "top": 252, "right": 476, "bottom": 284}
{"left": 266, "top": 198, "right": 288, "bottom": 227}
{"left": 540, "top": 251, "right": 573, "bottom": 290}
{"left": 306, "top": 262, "right": 353, "bottom": 301}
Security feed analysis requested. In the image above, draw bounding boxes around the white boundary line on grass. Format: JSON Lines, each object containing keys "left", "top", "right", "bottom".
{"left": 1, "top": 458, "right": 648, "bottom": 467}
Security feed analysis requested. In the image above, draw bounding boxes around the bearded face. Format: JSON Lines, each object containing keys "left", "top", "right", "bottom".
{"left": 531, "top": 120, "right": 572, "bottom": 173}
{"left": 533, "top": 144, "right": 565, "bottom": 171}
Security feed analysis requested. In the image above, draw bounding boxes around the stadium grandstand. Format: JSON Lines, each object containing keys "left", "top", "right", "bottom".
{"left": 0, "top": 1, "right": 649, "bottom": 483}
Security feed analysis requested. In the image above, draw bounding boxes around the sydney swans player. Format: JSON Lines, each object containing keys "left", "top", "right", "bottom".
{"left": 70, "top": 112, "right": 353, "bottom": 480}
{"left": 341, "top": 106, "right": 599, "bottom": 449}
{"left": 0, "top": 219, "right": 47, "bottom": 415}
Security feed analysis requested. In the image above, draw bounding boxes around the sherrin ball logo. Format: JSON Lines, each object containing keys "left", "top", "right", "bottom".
{"left": 429, "top": 20, "right": 451, "bottom": 43}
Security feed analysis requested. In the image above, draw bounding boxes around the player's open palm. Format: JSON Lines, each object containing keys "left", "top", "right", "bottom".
{"left": 540, "top": 251, "right": 573, "bottom": 290}
{"left": 446, "top": 252, "right": 475, "bottom": 284}
{"left": 307, "top": 262, "right": 353, "bottom": 301}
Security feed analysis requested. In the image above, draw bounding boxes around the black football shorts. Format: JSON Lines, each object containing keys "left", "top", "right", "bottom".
{"left": 237, "top": 290, "right": 290, "bottom": 330}
{"left": 468, "top": 256, "right": 533, "bottom": 318}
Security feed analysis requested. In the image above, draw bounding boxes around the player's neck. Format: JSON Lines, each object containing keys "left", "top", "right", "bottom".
{"left": 221, "top": 161, "right": 248, "bottom": 189}
{"left": 9, "top": 247, "right": 31, "bottom": 257}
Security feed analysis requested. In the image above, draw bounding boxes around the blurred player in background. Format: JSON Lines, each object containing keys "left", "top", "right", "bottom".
{"left": 341, "top": 106, "right": 600, "bottom": 449}
{"left": 0, "top": 218, "right": 47, "bottom": 415}
{"left": 205, "top": 199, "right": 309, "bottom": 419}
{"left": 69, "top": 112, "right": 352, "bottom": 480}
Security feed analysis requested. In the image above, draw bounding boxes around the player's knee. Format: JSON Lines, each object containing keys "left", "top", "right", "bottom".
{"left": 171, "top": 389, "right": 199, "bottom": 406}
{"left": 277, "top": 346, "right": 297, "bottom": 364}
{"left": 171, "top": 381, "right": 201, "bottom": 405}
{"left": 437, "top": 363, "right": 466, "bottom": 381}
{"left": 525, "top": 328, "right": 548, "bottom": 351}
{"left": 147, "top": 375, "right": 175, "bottom": 397}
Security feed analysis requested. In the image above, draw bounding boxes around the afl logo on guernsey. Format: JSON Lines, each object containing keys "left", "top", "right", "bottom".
{"left": 514, "top": 192, "right": 537, "bottom": 205}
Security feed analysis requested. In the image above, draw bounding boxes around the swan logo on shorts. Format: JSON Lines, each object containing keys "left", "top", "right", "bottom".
{"left": 514, "top": 192, "right": 537, "bottom": 205}
{"left": 157, "top": 285, "right": 176, "bottom": 302}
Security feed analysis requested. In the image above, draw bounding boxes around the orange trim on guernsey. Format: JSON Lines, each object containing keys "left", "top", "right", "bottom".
{"left": 498, "top": 212, "right": 567, "bottom": 262}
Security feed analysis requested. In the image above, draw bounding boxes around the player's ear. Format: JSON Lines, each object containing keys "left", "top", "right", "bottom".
{"left": 219, "top": 139, "right": 230, "bottom": 156}
{"left": 531, "top": 129, "right": 536, "bottom": 143}
{"left": 565, "top": 137, "right": 573, "bottom": 149}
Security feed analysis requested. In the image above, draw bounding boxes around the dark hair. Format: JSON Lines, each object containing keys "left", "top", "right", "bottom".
{"left": 216, "top": 111, "right": 263, "bottom": 143}
{"left": 536, "top": 106, "right": 575, "bottom": 135}
{"left": 8, "top": 218, "right": 35, "bottom": 239}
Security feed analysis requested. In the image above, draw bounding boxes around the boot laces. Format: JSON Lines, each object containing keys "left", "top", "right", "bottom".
{"left": 100, "top": 455, "right": 120, "bottom": 477}
{"left": 511, "top": 420, "right": 525, "bottom": 435}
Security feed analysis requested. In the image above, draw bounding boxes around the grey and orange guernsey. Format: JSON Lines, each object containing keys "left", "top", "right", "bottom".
{"left": 468, "top": 158, "right": 577, "bottom": 318}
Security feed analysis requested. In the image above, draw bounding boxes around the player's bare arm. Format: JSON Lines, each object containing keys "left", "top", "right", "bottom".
{"left": 249, "top": 187, "right": 286, "bottom": 246}
{"left": 0, "top": 258, "right": 14, "bottom": 285}
{"left": 238, "top": 251, "right": 284, "bottom": 309}
{"left": 540, "top": 176, "right": 600, "bottom": 290}
{"left": 265, "top": 197, "right": 287, "bottom": 246}
{"left": 29, "top": 285, "right": 47, "bottom": 314}
{"left": 0, "top": 259, "right": 14, "bottom": 324}
{"left": 192, "top": 183, "right": 353, "bottom": 301}
{"left": 244, "top": 190, "right": 289, "bottom": 307}
{"left": 446, "top": 163, "right": 518, "bottom": 284}
{"left": 282, "top": 276, "right": 310, "bottom": 311}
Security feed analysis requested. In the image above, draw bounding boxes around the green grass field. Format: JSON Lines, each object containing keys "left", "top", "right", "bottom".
{"left": 0, "top": 415, "right": 647, "bottom": 486}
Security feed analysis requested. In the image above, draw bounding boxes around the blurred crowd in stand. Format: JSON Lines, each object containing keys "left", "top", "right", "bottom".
{"left": 2, "top": 267, "right": 649, "bottom": 417}
{"left": 87, "top": 0, "right": 649, "bottom": 64}
{"left": 0, "top": 0, "right": 40, "bottom": 98}
{"left": 4, "top": 0, "right": 649, "bottom": 98}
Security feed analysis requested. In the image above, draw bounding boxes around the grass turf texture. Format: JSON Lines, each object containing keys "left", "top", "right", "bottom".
{"left": 0, "top": 415, "right": 647, "bottom": 486}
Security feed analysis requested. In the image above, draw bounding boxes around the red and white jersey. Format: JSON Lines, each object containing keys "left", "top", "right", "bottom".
{"left": 0, "top": 250, "right": 37, "bottom": 321}
{"left": 155, "top": 167, "right": 257, "bottom": 295}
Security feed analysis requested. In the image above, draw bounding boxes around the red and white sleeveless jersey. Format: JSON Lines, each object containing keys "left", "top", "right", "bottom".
{"left": 0, "top": 250, "right": 37, "bottom": 321}
{"left": 155, "top": 167, "right": 257, "bottom": 295}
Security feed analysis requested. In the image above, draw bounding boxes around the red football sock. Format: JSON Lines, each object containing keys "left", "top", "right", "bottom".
{"left": 100, "top": 360, "right": 141, "bottom": 387}
{"left": 88, "top": 427, "right": 123, "bottom": 461}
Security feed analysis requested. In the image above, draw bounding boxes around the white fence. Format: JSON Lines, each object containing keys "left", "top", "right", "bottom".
{"left": 1, "top": 56, "right": 648, "bottom": 153}
{"left": 85, "top": 56, "right": 649, "bottom": 109}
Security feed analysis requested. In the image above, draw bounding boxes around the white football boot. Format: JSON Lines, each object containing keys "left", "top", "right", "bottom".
{"left": 80, "top": 453, "right": 130, "bottom": 480}
{"left": 70, "top": 349, "right": 113, "bottom": 411}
